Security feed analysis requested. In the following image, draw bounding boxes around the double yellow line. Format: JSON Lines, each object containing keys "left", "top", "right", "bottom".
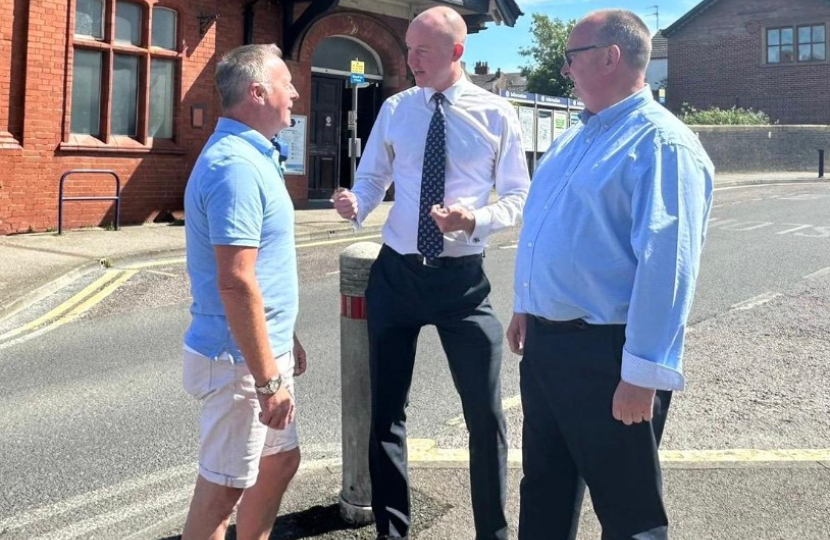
{"left": 0, "top": 269, "right": 137, "bottom": 345}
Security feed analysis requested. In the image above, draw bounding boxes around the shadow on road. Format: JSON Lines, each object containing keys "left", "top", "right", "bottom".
{"left": 158, "top": 503, "right": 373, "bottom": 540}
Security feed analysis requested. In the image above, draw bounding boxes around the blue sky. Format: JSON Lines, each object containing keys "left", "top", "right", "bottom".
{"left": 464, "top": 0, "right": 702, "bottom": 73}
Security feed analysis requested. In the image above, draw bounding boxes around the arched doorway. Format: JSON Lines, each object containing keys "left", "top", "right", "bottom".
{"left": 308, "top": 36, "right": 383, "bottom": 200}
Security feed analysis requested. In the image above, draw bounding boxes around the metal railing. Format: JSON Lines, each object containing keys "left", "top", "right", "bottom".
{"left": 58, "top": 169, "right": 121, "bottom": 235}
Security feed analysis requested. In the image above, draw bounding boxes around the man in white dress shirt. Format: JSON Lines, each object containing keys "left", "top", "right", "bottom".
{"left": 334, "top": 6, "right": 529, "bottom": 539}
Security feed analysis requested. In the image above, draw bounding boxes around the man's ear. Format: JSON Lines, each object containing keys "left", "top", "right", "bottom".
{"left": 605, "top": 44, "right": 622, "bottom": 70}
{"left": 250, "top": 82, "right": 266, "bottom": 104}
{"left": 452, "top": 43, "right": 464, "bottom": 62}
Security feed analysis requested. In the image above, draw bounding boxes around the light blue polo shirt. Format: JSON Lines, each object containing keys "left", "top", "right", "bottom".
{"left": 184, "top": 117, "right": 298, "bottom": 361}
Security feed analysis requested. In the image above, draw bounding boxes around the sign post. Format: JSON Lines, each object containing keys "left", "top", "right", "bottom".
{"left": 348, "top": 60, "right": 366, "bottom": 188}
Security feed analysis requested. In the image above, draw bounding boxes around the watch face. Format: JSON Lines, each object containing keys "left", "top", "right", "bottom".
{"left": 257, "top": 376, "right": 282, "bottom": 394}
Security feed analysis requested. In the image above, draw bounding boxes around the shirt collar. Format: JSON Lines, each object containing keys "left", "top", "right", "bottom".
{"left": 215, "top": 117, "right": 275, "bottom": 155}
{"left": 422, "top": 76, "right": 467, "bottom": 108}
{"left": 579, "top": 85, "right": 653, "bottom": 128}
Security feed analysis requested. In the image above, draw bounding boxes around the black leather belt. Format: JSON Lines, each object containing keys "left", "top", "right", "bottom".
{"left": 532, "top": 315, "right": 589, "bottom": 329}
{"left": 383, "top": 244, "right": 483, "bottom": 268}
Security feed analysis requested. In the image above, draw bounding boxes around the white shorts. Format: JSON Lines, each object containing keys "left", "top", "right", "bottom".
{"left": 182, "top": 348, "right": 299, "bottom": 489}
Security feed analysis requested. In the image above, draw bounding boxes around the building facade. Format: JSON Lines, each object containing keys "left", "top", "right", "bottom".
{"left": 0, "top": 0, "right": 520, "bottom": 235}
{"left": 664, "top": 0, "right": 829, "bottom": 124}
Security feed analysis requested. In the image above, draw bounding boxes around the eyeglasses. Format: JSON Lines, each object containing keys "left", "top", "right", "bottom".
{"left": 564, "top": 44, "right": 606, "bottom": 66}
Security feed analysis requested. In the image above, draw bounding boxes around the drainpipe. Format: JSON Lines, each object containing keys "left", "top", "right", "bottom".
{"left": 244, "top": 0, "right": 261, "bottom": 45}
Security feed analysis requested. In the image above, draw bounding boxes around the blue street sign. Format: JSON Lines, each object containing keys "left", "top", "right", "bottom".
{"left": 350, "top": 73, "right": 365, "bottom": 84}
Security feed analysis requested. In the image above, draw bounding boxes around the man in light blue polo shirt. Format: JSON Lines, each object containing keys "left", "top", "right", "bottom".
{"left": 181, "top": 44, "right": 306, "bottom": 540}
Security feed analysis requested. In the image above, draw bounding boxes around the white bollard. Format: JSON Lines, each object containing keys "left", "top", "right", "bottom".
{"left": 338, "top": 241, "right": 381, "bottom": 525}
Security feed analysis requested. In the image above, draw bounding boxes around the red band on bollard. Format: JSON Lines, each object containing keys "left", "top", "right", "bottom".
{"left": 341, "top": 295, "right": 367, "bottom": 320}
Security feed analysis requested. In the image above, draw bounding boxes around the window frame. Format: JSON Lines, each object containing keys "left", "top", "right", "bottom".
{"left": 765, "top": 22, "right": 827, "bottom": 66}
{"left": 64, "top": 0, "right": 183, "bottom": 153}
{"left": 796, "top": 24, "right": 826, "bottom": 62}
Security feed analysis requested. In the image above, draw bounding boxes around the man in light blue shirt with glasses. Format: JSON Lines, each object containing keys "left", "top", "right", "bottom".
{"left": 507, "top": 9, "right": 714, "bottom": 540}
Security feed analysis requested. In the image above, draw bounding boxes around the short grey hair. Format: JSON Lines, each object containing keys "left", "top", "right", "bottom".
{"left": 593, "top": 10, "right": 652, "bottom": 72}
{"left": 215, "top": 44, "right": 283, "bottom": 110}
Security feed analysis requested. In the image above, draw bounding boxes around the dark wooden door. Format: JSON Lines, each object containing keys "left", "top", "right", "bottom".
{"left": 308, "top": 76, "right": 342, "bottom": 200}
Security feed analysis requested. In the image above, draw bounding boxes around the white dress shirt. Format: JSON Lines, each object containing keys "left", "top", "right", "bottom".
{"left": 351, "top": 77, "right": 530, "bottom": 257}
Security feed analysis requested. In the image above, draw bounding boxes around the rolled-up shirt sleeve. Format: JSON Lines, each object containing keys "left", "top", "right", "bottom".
{"left": 622, "top": 141, "right": 714, "bottom": 391}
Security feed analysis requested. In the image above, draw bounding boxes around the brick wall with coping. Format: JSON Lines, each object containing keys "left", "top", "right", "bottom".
{"left": 693, "top": 125, "right": 830, "bottom": 172}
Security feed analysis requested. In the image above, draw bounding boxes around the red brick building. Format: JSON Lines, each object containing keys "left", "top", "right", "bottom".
{"left": 664, "top": 0, "right": 829, "bottom": 125}
{"left": 0, "top": 0, "right": 521, "bottom": 235}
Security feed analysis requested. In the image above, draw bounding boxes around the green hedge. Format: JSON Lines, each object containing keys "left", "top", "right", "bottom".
{"left": 678, "top": 103, "right": 773, "bottom": 125}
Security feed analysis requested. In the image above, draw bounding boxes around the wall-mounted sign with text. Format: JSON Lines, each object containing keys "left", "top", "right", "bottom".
{"left": 279, "top": 115, "right": 307, "bottom": 175}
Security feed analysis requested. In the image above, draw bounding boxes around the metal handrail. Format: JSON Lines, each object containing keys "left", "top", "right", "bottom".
{"left": 58, "top": 169, "right": 121, "bottom": 235}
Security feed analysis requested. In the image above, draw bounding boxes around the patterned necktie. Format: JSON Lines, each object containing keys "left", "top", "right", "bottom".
{"left": 417, "top": 92, "right": 446, "bottom": 260}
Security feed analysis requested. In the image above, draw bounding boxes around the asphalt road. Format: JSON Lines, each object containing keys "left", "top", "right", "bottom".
{"left": 0, "top": 182, "right": 828, "bottom": 539}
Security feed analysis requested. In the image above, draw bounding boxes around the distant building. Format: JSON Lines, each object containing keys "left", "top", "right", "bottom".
{"left": 663, "top": 0, "right": 829, "bottom": 124}
{"left": 466, "top": 61, "right": 528, "bottom": 93}
{"left": 646, "top": 30, "right": 668, "bottom": 90}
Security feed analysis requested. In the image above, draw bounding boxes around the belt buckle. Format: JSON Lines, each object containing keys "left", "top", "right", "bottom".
{"left": 421, "top": 256, "right": 440, "bottom": 268}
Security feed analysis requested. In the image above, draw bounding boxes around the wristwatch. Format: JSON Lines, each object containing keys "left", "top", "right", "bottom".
{"left": 255, "top": 375, "right": 282, "bottom": 396}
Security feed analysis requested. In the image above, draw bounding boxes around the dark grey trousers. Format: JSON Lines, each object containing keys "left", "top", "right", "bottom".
{"left": 519, "top": 316, "right": 672, "bottom": 540}
{"left": 366, "top": 245, "right": 508, "bottom": 540}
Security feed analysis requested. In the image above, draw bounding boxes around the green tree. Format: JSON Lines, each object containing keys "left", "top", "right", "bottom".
{"left": 519, "top": 14, "right": 576, "bottom": 98}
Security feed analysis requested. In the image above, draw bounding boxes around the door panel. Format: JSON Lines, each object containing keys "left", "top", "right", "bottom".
{"left": 308, "top": 76, "right": 342, "bottom": 200}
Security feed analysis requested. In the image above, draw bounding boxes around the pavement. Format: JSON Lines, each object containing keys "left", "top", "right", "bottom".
{"left": 1, "top": 170, "right": 828, "bottom": 540}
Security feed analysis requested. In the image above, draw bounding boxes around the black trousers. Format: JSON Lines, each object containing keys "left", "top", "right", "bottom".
{"left": 366, "top": 245, "right": 508, "bottom": 540}
{"left": 519, "top": 316, "right": 672, "bottom": 540}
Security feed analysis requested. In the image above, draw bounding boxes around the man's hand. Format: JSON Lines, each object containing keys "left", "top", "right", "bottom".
{"left": 257, "top": 386, "right": 295, "bottom": 430}
{"left": 612, "top": 381, "right": 656, "bottom": 425}
{"left": 293, "top": 334, "right": 307, "bottom": 376}
{"left": 333, "top": 188, "right": 359, "bottom": 220}
{"left": 506, "top": 313, "right": 527, "bottom": 355}
{"left": 430, "top": 204, "right": 475, "bottom": 236}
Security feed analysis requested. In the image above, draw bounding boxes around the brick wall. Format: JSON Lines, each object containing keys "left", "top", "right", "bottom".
{"left": 667, "top": 0, "right": 830, "bottom": 125}
{"left": 0, "top": 1, "right": 412, "bottom": 235}
{"left": 691, "top": 125, "right": 830, "bottom": 172}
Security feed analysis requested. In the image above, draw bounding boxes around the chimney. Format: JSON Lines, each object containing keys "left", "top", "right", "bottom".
{"left": 474, "top": 61, "right": 489, "bottom": 75}
{"left": 495, "top": 68, "right": 502, "bottom": 78}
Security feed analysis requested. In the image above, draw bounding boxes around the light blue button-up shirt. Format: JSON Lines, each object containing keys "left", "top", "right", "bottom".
{"left": 514, "top": 87, "right": 714, "bottom": 391}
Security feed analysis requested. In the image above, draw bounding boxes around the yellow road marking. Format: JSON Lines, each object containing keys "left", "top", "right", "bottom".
{"left": 0, "top": 271, "right": 137, "bottom": 347}
{"left": 660, "top": 448, "right": 830, "bottom": 462}
{"left": 0, "top": 271, "right": 123, "bottom": 341}
{"left": 58, "top": 270, "right": 138, "bottom": 324}
{"left": 407, "top": 439, "right": 830, "bottom": 464}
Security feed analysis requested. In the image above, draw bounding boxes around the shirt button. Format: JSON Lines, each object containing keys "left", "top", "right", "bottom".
{"left": 473, "top": 237, "right": 480, "bottom": 243}
{"left": 585, "top": 138, "right": 592, "bottom": 143}
{"left": 543, "top": 205, "right": 549, "bottom": 210}
{"left": 527, "top": 242, "right": 533, "bottom": 248}
{"left": 523, "top": 282, "right": 529, "bottom": 288}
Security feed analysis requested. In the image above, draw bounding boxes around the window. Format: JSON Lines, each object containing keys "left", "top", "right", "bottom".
{"left": 75, "top": 0, "right": 104, "bottom": 39}
{"left": 798, "top": 25, "right": 826, "bottom": 62}
{"left": 70, "top": 1, "right": 179, "bottom": 144}
{"left": 767, "top": 24, "right": 826, "bottom": 64}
